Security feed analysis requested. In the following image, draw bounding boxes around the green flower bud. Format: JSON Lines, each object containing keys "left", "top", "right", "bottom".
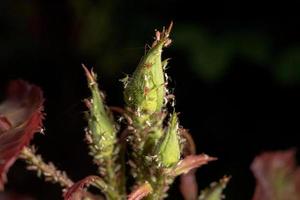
{"left": 155, "top": 112, "right": 180, "bottom": 167}
{"left": 83, "top": 65, "right": 116, "bottom": 159}
{"left": 123, "top": 23, "right": 173, "bottom": 117}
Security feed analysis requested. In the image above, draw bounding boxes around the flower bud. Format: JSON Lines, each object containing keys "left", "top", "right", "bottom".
{"left": 123, "top": 23, "right": 173, "bottom": 117}
{"left": 83, "top": 65, "right": 116, "bottom": 159}
{"left": 155, "top": 112, "right": 180, "bottom": 167}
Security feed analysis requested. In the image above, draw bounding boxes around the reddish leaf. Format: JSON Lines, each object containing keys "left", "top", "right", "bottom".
{"left": 0, "top": 80, "right": 44, "bottom": 190}
{"left": 64, "top": 176, "right": 104, "bottom": 200}
{"left": 168, "top": 154, "right": 217, "bottom": 176}
{"left": 128, "top": 182, "right": 153, "bottom": 200}
{"left": 251, "top": 149, "right": 300, "bottom": 200}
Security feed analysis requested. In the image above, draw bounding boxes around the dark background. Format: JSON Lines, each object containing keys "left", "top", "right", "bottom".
{"left": 1, "top": 0, "right": 300, "bottom": 199}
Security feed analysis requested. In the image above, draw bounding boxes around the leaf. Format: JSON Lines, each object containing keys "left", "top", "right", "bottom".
{"left": 198, "top": 176, "right": 230, "bottom": 200}
{"left": 127, "top": 182, "right": 153, "bottom": 200}
{"left": 0, "top": 80, "right": 44, "bottom": 190}
{"left": 251, "top": 149, "right": 300, "bottom": 200}
{"left": 168, "top": 154, "right": 217, "bottom": 176}
{"left": 63, "top": 175, "right": 106, "bottom": 200}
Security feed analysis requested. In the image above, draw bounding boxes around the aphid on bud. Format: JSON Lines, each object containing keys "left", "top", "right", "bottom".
{"left": 101, "top": 135, "right": 106, "bottom": 141}
{"left": 117, "top": 116, "right": 124, "bottom": 122}
{"left": 164, "top": 73, "right": 169, "bottom": 82}
{"left": 93, "top": 145, "right": 100, "bottom": 150}
{"left": 85, "top": 132, "right": 93, "bottom": 144}
{"left": 145, "top": 120, "right": 151, "bottom": 127}
{"left": 128, "top": 160, "right": 137, "bottom": 168}
{"left": 164, "top": 39, "right": 172, "bottom": 47}
{"left": 164, "top": 97, "right": 169, "bottom": 105}
{"left": 120, "top": 75, "right": 130, "bottom": 88}
{"left": 114, "top": 164, "right": 121, "bottom": 172}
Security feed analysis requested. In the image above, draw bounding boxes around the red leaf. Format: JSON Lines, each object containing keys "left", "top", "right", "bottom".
{"left": 168, "top": 154, "right": 217, "bottom": 176}
{"left": 64, "top": 176, "right": 103, "bottom": 200}
{"left": 251, "top": 149, "right": 300, "bottom": 200}
{"left": 0, "top": 80, "right": 44, "bottom": 190}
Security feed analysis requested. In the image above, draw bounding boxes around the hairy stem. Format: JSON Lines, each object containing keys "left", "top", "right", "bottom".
{"left": 19, "top": 146, "right": 73, "bottom": 189}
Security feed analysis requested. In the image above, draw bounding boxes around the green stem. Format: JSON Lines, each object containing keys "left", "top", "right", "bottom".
{"left": 19, "top": 146, "right": 73, "bottom": 188}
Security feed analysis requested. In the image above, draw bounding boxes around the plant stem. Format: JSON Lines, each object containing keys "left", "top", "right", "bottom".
{"left": 19, "top": 146, "right": 73, "bottom": 188}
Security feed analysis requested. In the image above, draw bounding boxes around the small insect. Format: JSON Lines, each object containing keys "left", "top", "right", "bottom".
{"left": 85, "top": 132, "right": 93, "bottom": 144}
{"left": 40, "top": 127, "right": 45, "bottom": 135}
{"left": 164, "top": 39, "right": 172, "bottom": 47}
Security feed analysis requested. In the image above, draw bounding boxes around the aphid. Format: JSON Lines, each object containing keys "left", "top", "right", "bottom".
{"left": 145, "top": 120, "right": 151, "bottom": 127}
{"left": 117, "top": 116, "right": 124, "bottom": 122}
{"left": 40, "top": 127, "right": 45, "bottom": 135}
{"left": 85, "top": 132, "right": 93, "bottom": 144}
{"left": 119, "top": 75, "right": 130, "bottom": 88}
{"left": 164, "top": 39, "right": 172, "bottom": 47}
{"left": 164, "top": 73, "right": 169, "bottom": 82}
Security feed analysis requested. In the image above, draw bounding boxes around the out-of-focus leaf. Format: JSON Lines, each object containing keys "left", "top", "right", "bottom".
{"left": 175, "top": 26, "right": 233, "bottom": 81}
{"left": 63, "top": 175, "right": 106, "bottom": 200}
{"left": 251, "top": 149, "right": 300, "bottom": 200}
{"left": 275, "top": 47, "right": 300, "bottom": 85}
{"left": 198, "top": 176, "right": 230, "bottom": 200}
{"left": 175, "top": 26, "right": 272, "bottom": 82}
{"left": 0, "top": 80, "right": 44, "bottom": 190}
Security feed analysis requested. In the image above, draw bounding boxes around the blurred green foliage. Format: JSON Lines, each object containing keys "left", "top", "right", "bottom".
{"left": 275, "top": 47, "right": 300, "bottom": 84}
{"left": 174, "top": 25, "right": 272, "bottom": 81}
{"left": 1, "top": 0, "right": 300, "bottom": 85}
{"left": 69, "top": 0, "right": 300, "bottom": 84}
